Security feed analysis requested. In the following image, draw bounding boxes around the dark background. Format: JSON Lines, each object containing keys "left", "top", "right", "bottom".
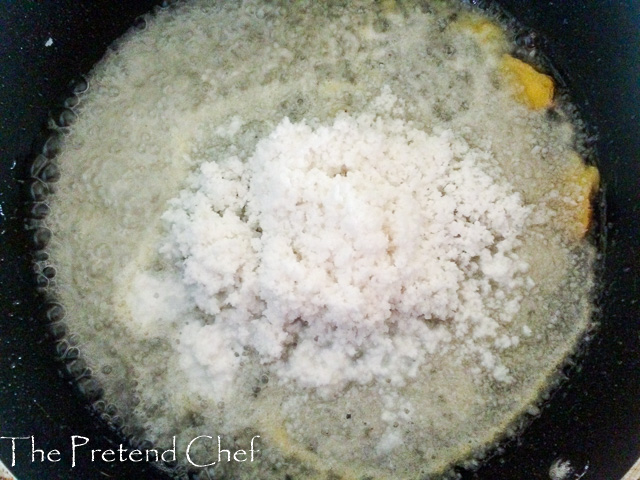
{"left": 0, "top": 2, "right": 171, "bottom": 479}
{"left": 0, "top": 1, "right": 639, "bottom": 479}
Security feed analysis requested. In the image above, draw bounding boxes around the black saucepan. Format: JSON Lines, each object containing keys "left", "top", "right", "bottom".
{"left": 1, "top": 1, "right": 638, "bottom": 479}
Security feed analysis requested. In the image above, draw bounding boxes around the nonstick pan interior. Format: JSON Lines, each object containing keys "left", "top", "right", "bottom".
{"left": 0, "top": 1, "right": 639, "bottom": 479}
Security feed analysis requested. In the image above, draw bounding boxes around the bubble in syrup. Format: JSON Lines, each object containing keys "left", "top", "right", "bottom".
{"left": 68, "top": 76, "right": 89, "bottom": 95}
{"left": 39, "top": 162, "right": 60, "bottom": 183}
{"left": 64, "top": 94, "right": 80, "bottom": 109}
{"left": 29, "top": 180, "right": 50, "bottom": 202}
{"left": 49, "top": 322, "right": 67, "bottom": 341}
{"left": 42, "top": 265, "right": 56, "bottom": 279}
{"left": 42, "top": 133, "right": 62, "bottom": 159}
{"left": 30, "top": 154, "right": 49, "bottom": 178}
{"left": 56, "top": 108, "right": 77, "bottom": 128}
{"left": 47, "top": 303, "right": 65, "bottom": 323}
{"left": 35, "top": 274, "right": 49, "bottom": 289}
{"left": 30, "top": 202, "right": 50, "bottom": 220}
{"left": 55, "top": 339, "right": 71, "bottom": 358}
{"left": 111, "top": 415, "right": 124, "bottom": 429}
{"left": 92, "top": 400, "right": 106, "bottom": 413}
{"left": 32, "top": 227, "right": 52, "bottom": 250}
{"left": 77, "top": 378, "right": 104, "bottom": 402}
{"left": 67, "top": 358, "right": 88, "bottom": 379}
{"left": 33, "top": 250, "right": 49, "bottom": 262}
{"left": 63, "top": 346, "right": 80, "bottom": 362}
{"left": 133, "top": 15, "right": 148, "bottom": 31}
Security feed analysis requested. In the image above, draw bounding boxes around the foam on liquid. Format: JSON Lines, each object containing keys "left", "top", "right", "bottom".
{"left": 45, "top": 1, "right": 596, "bottom": 478}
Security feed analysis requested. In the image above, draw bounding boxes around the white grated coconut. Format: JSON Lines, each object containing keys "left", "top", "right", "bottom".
{"left": 156, "top": 91, "right": 532, "bottom": 396}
